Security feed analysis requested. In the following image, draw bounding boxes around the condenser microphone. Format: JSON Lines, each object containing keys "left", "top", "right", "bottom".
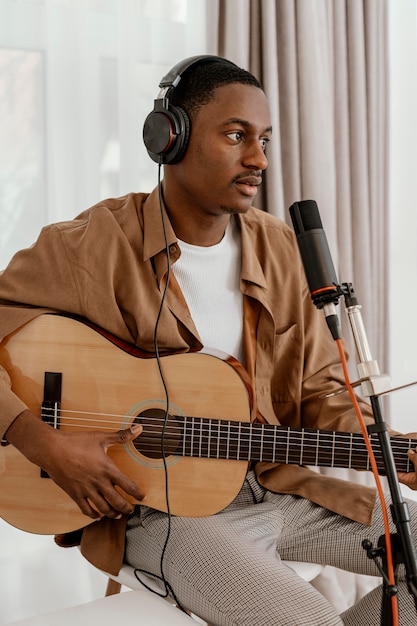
{"left": 289, "top": 199, "right": 342, "bottom": 340}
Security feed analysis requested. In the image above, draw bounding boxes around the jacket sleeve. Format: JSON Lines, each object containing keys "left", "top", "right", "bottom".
{"left": 0, "top": 223, "right": 83, "bottom": 315}
{"left": 0, "top": 366, "right": 28, "bottom": 439}
{"left": 0, "top": 222, "right": 83, "bottom": 437}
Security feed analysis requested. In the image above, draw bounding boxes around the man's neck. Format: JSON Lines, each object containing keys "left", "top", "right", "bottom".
{"left": 162, "top": 177, "right": 231, "bottom": 246}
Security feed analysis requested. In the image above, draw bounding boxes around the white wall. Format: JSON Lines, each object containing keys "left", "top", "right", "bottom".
{"left": 388, "top": 0, "right": 417, "bottom": 434}
{"left": 388, "top": 1, "right": 417, "bottom": 503}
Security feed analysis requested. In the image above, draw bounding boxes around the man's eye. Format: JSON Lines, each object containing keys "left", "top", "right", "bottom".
{"left": 261, "top": 137, "right": 270, "bottom": 151}
{"left": 226, "top": 131, "right": 243, "bottom": 142}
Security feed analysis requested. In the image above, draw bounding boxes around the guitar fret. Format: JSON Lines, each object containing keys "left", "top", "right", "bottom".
{"left": 300, "top": 429, "right": 304, "bottom": 465}
{"left": 237, "top": 422, "right": 241, "bottom": 460}
{"left": 349, "top": 432, "right": 353, "bottom": 469}
{"left": 245, "top": 423, "right": 251, "bottom": 460}
{"left": 331, "top": 431, "right": 335, "bottom": 467}
{"left": 286, "top": 428, "right": 290, "bottom": 465}
{"left": 273, "top": 426, "right": 277, "bottom": 463}
{"left": 260, "top": 424, "right": 264, "bottom": 462}
{"left": 183, "top": 415, "right": 187, "bottom": 457}
{"left": 198, "top": 420, "right": 204, "bottom": 459}
{"left": 315, "top": 430, "right": 319, "bottom": 466}
{"left": 208, "top": 419, "right": 212, "bottom": 459}
{"left": 407, "top": 438, "right": 412, "bottom": 473}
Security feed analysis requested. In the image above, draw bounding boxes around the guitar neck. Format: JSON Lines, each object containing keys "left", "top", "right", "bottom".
{"left": 137, "top": 417, "right": 416, "bottom": 474}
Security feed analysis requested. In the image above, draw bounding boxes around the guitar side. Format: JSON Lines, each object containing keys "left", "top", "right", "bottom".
{"left": 0, "top": 314, "right": 251, "bottom": 534}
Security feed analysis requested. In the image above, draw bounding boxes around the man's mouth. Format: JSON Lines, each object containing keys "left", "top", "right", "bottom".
{"left": 235, "top": 175, "right": 262, "bottom": 196}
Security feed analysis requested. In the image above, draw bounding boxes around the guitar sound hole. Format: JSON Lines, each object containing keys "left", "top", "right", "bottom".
{"left": 133, "top": 408, "right": 182, "bottom": 459}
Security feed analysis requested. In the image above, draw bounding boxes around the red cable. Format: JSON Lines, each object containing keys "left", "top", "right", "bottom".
{"left": 335, "top": 338, "right": 399, "bottom": 625}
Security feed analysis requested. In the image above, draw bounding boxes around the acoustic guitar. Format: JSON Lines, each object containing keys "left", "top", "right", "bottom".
{"left": 0, "top": 314, "right": 414, "bottom": 535}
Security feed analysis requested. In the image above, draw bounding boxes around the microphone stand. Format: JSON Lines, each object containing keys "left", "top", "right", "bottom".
{"left": 335, "top": 282, "right": 417, "bottom": 625}
{"left": 288, "top": 198, "right": 417, "bottom": 621}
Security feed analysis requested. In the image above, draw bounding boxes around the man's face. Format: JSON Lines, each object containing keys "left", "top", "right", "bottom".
{"left": 168, "top": 83, "right": 272, "bottom": 217}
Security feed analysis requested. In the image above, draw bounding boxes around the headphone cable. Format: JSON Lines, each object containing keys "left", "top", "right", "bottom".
{"left": 133, "top": 164, "right": 186, "bottom": 612}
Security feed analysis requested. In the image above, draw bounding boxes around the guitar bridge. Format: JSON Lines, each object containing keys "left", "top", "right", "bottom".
{"left": 41, "top": 371, "right": 62, "bottom": 478}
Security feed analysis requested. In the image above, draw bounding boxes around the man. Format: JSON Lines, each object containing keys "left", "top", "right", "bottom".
{"left": 1, "top": 55, "right": 417, "bottom": 625}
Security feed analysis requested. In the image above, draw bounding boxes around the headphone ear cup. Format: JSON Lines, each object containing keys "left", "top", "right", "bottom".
{"left": 167, "top": 105, "right": 190, "bottom": 164}
{"left": 143, "top": 102, "right": 191, "bottom": 164}
{"left": 145, "top": 55, "right": 237, "bottom": 165}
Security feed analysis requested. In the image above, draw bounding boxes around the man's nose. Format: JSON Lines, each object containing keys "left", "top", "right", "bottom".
{"left": 243, "top": 140, "right": 268, "bottom": 171}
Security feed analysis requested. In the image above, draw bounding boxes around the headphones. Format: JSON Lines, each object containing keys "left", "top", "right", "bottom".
{"left": 143, "top": 55, "right": 237, "bottom": 165}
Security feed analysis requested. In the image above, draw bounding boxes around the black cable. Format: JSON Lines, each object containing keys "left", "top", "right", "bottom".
{"left": 133, "top": 164, "right": 187, "bottom": 613}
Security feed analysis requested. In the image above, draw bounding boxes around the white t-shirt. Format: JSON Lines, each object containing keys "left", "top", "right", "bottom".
{"left": 172, "top": 220, "right": 244, "bottom": 363}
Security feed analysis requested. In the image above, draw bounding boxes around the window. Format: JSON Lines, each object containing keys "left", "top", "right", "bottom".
{"left": 0, "top": 0, "right": 212, "bottom": 267}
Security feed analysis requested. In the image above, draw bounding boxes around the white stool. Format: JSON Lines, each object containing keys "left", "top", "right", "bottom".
{"left": 283, "top": 560, "right": 324, "bottom": 582}
{"left": 3, "top": 561, "right": 324, "bottom": 626}
{"left": 3, "top": 590, "right": 198, "bottom": 626}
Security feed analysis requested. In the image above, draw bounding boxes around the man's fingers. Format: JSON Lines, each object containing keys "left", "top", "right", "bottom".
{"left": 124, "top": 423, "right": 143, "bottom": 439}
{"left": 110, "top": 460, "right": 146, "bottom": 503}
{"left": 83, "top": 490, "right": 130, "bottom": 519}
{"left": 74, "top": 475, "right": 143, "bottom": 519}
{"left": 103, "top": 424, "right": 143, "bottom": 451}
{"left": 51, "top": 426, "right": 145, "bottom": 518}
{"left": 77, "top": 497, "right": 102, "bottom": 520}
{"left": 407, "top": 448, "right": 417, "bottom": 468}
{"left": 101, "top": 424, "right": 145, "bottom": 500}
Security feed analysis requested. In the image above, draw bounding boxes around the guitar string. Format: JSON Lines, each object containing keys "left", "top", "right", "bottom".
{"left": 39, "top": 408, "right": 414, "bottom": 445}
{"left": 39, "top": 410, "right": 413, "bottom": 469}
{"left": 39, "top": 409, "right": 414, "bottom": 448}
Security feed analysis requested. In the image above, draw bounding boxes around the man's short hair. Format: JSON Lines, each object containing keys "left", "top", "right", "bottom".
{"left": 170, "top": 58, "right": 263, "bottom": 121}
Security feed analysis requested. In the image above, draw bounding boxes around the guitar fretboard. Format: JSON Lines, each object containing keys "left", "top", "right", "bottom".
{"left": 136, "top": 416, "right": 415, "bottom": 474}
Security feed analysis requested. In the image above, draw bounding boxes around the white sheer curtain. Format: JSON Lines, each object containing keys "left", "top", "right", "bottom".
{"left": 0, "top": 0, "right": 216, "bottom": 268}
{"left": 0, "top": 1, "right": 212, "bottom": 623}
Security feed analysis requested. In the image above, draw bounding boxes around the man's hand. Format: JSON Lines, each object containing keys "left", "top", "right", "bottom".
{"left": 5, "top": 410, "right": 145, "bottom": 519}
{"left": 398, "top": 434, "right": 417, "bottom": 490}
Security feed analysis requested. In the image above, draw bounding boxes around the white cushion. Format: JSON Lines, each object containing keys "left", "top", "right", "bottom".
{"left": 285, "top": 560, "right": 324, "bottom": 582}
{"left": 3, "top": 590, "right": 197, "bottom": 626}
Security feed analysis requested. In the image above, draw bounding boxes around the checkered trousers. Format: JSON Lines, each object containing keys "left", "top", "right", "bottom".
{"left": 125, "top": 471, "right": 417, "bottom": 625}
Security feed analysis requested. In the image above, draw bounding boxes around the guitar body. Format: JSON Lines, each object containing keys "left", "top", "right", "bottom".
{"left": 0, "top": 314, "right": 251, "bottom": 534}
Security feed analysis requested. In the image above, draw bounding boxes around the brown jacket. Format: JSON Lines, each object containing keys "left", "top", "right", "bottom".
{"left": 0, "top": 187, "right": 376, "bottom": 574}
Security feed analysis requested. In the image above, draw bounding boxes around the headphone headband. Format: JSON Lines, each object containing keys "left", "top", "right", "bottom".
{"left": 143, "top": 55, "right": 238, "bottom": 165}
{"left": 158, "top": 55, "right": 235, "bottom": 89}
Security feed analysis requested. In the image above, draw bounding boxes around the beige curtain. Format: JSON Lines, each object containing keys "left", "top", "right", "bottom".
{"left": 216, "top": 0, "right": 389, "bottom": 613}
{"left": 217, "top": 0, "right": 389, "bottom": 374}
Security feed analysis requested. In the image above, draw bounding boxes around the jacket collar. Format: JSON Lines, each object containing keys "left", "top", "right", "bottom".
{"left": 142, "top": 189, "right": 269, "bottom": 295}
{"left": 142, "top": 186, "right": 177, "bottom": 261}
{"left": 238, "top": 212, "right": 268, "bottom": 290}
{"left": 142, "top": 186, "right": 180, "bottom": 287}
